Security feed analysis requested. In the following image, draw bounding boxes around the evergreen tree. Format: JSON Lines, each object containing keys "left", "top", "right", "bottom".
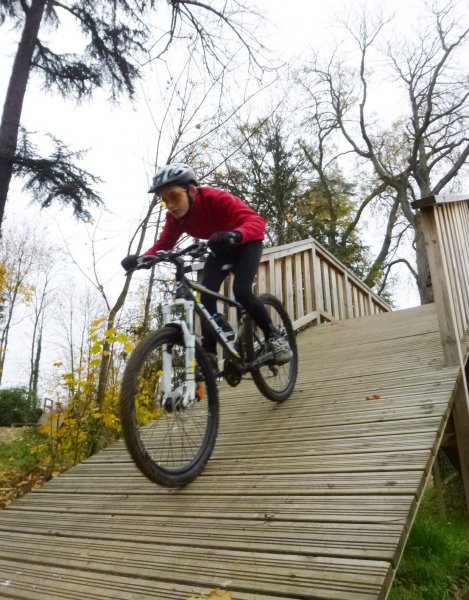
{"left": 211, "top": 116, "right": 307, "bottom": 246}
{"left": 0, "top": 0, "right": 257, "bottom": 229}
{"left": 210, "top": 116, "right": 371, "bottom": 278}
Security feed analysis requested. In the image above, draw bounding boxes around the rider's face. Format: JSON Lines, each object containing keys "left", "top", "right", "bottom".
{"left": 160, "top": 186, "right": 190, "bottom": 219}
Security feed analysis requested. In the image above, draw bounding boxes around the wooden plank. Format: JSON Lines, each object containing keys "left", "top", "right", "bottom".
{"left": 0, "top": 531, "right": 390, "bottom": 599}
{"left": 285, "top": 255, "right": 294, "bottom": 318}
{"left": 295, "top": 252, "right": 304, "bottom": 320}
{"left": 322, "top": 260, "right": 332, "bottom": 315}
{"left": 411, "top": 193, "right": 469, "bottom": 209}
{"left": 313, "top": 247, "right": 324, "bottom": 316}
{"left": 8, "top": 493, "right": 415, "bottom": 524}
{"left": 274, "top": 258, "right": 283, "bottom": 303}
{"left": 423, "top": 206, "right": 464, "bottom": 365}
{"left": 0, "top": 559, "right": 299, "bottom": 600}
{"left": 0, "top": 303, "right": 459, "bottom": 600}
{"left": 0, "top": 513, "right": 402, "bottom": 560}
{"left": 440, "top": 205, "right": 464, "bottom": 337}
{"left": 454, "top": 203, "right": 469, "bottom": 326}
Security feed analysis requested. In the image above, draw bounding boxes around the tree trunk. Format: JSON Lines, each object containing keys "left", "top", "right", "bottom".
{"left": 414, "top": 213, "right": 434, "bottom": 304}
{"left": 0, "top": 0, "right": 46, "bottom": 229}
{"left": 28, "top": 314, "right": 39, "bottom": 394}
{"left": 142, "top": 204, "right": 164, "bottom": 332}
{"left": 31, "top": 329, "right": 42, "bottom": 397}
{"left": 364, "top": 196, "right": 400, "bottom": 289}
{"left": 0, "top": 282, "right": 22, "bottom": 385}
{"left": 96, "top": 284, "right": 131, "bottom": 409}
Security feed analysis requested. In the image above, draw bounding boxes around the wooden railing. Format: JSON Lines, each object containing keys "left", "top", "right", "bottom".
{"left": 413, "top": 193, "right": 469, "bottom": 513}
{"left": 213, "top": 238, "right": 390, "bottom": 330}
{"left": 413, "top": 194, "right": 469, "bottom": 365}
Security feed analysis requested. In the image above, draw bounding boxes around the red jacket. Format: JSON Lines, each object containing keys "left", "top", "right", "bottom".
{"left": 144, "top": 186, "right": 266, "bottom": 255}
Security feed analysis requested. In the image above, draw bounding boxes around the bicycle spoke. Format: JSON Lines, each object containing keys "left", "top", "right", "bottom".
{"left": 120, "top": 327, "right": 218, "bottom": 486}
{"left": 249, "top": 294, "right": 298, "bottom": 402}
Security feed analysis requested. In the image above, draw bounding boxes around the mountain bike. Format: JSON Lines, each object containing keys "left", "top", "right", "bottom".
{"left": 119, "top": 241, "right": 298, "bottom": 487}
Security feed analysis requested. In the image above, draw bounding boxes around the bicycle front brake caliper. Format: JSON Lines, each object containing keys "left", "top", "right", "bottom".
{"left": 161, "top": 299, "right": 197, "bottom": 410}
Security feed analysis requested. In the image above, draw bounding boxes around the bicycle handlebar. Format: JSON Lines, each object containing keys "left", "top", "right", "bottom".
{"left": 125, "top": 241, "right": 209, "bottom": 275}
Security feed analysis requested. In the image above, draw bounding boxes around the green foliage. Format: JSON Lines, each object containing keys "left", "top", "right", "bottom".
{"left": 3, "top": 0, "right": 154, "bottom": 101}
{"left": 42, "top": 317, "right": 136, "bottom": 469}
{"left": 390, "top": 517, "right": 469, "bottom": 600}
{"left": 296, "top": 179, "right": 372, "bottom": 279}
{"left": 211, "top": 116, "right": 306, "bottom": 247}
{"left": 390, "top": 464, "right": 469, "bottom": 600}
{"left": 13, "top": 128, "right": 102, "bottom": 221}
{"left": 210, "top": 116, "right": 372, "bottom": 278}
{"left": 0, "top": 428, "right": 53, "bottom": 507}
{"left": 0, "top": 387, "right": 39, "bottom": 426}
{"left": 0, "top": 428, "right": 43, "bottom": 473}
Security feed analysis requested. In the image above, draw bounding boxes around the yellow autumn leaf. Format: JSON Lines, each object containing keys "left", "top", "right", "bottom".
{"left": 123, "top": 343, "right": 135, "bottom": 352}
{"left": 208, "top": 590, "right": 232, "bottom": 599}
{"left": 102, "top": 413, "right": 117, "bottom": 427}
{"left": 90, "top": 317, "right": 106, "bottom": 328}
{"left": 185, "top": 590, "right": 232, "bottom": 600}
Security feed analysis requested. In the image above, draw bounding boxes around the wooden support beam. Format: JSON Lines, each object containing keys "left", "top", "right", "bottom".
{"left": 420, "top": 205, "right": 469, "bottom": 514}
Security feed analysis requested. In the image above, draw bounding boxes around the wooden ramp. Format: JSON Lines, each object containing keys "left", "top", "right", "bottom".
{"left": 0, "top": 303, "right": 460, "bottom": 600}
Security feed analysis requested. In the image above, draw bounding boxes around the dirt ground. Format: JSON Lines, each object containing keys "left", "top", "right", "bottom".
{"left": 0, "top": 427, "right": 26, "bottom": 444}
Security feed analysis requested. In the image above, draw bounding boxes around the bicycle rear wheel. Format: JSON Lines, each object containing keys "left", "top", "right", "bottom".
{"left": 120, "top": 326, "right": 219, "bottom": 487}
{"left": 247, "top": 293, "right": 298, "bottom": 402}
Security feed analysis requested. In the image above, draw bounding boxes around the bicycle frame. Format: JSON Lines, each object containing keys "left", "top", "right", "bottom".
{"left": 158, "top": 251, "right": 247, "bottom": 408}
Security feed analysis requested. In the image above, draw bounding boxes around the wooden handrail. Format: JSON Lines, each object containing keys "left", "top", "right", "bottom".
{"left": 201, "top": 237, "right": 391, "bottom": 331}
{"left": 411, "top": 193, "right": 469, "bottom": 209}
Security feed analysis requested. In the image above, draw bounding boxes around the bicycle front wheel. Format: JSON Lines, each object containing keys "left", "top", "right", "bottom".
{"left": 120, "top": 326, "right": 219, "bottom": 487}
{"left": 248, "top": 293, "right": 298, "bottom": 402}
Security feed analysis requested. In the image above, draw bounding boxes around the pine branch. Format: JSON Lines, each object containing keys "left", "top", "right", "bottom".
{"left": 12, "top": 129, "right": 102, "bottom": 220}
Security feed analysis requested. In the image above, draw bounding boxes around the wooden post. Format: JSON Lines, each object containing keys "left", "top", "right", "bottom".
{"left": 420, "top": 204, "right": 469, "bottom": 514}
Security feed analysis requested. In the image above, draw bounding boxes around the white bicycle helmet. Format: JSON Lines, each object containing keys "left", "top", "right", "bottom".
{"left": 148, "top": 163, "right": 199, "bottom": 193}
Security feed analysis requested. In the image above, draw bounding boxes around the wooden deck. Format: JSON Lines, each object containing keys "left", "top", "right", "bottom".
{"left": 0, "top": 303, "right": 460, "bottom": 599}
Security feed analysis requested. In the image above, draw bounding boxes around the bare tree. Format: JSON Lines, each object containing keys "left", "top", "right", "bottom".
{"left": 0, "top": 224, "right": 39, "bottom": 383}
{"left": 302, "top": 1, "right": 469, "bottom": 303}
{"left": 63, "top": 51, "right": 270, "bottom": 407}
{"left": 298, "top": 96, "right": 390, "bottom": 282}
{"left": 27, "top": 252, "right": 57, "bottom": 397}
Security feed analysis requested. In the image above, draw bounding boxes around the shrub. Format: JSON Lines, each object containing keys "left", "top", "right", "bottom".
{"left": 0, "top": 387, "right": 38, "bottom": 426}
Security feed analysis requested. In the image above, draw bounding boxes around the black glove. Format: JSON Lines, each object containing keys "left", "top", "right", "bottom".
{"left": 208, "top": 230, "right": 242, "bottom": 255}
{"left": 121, "top": 254, "right": 155, "bottom": 272}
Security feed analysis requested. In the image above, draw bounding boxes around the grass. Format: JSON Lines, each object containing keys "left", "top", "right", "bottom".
{"left": 0, "top": 428, "right": 51, "bottom": 508}
{"left": 0, "top": 429, "right": 41, "bottom": 472}
{"left": 390, "top": 462, "right": 469, "bottom": 600}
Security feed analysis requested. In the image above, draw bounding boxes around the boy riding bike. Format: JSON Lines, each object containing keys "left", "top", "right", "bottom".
{"left": 121, "top": 163, "right": 292, "bottom": 367}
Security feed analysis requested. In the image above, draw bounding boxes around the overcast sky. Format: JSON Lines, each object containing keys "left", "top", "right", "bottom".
{"left": 0, "top": 0, "right": 431, "bottom": 387}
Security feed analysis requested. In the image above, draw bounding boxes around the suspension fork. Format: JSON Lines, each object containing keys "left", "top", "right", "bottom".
{"left": 162, "top": 299, "right": 196, "bottom": 408}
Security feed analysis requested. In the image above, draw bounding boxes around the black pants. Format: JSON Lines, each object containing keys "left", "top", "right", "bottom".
{"left": 201, "top": 240, "right": 272, "bottom": 353}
